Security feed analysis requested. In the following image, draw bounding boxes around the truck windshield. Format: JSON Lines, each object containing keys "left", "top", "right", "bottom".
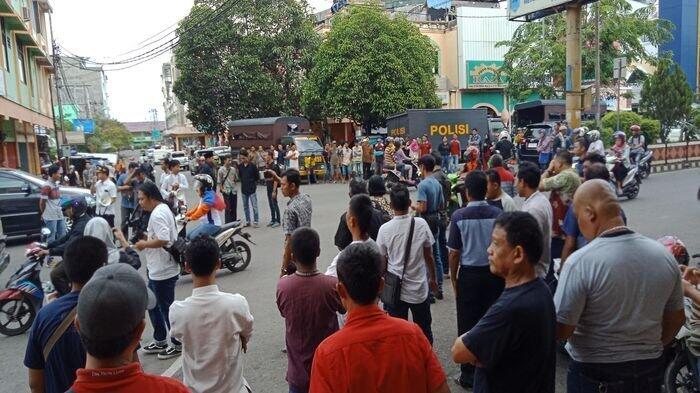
{"left": 294, "top": 139, "right": 323, "bottom": 152}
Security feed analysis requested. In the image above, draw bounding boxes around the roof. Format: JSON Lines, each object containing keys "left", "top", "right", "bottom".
{"left": 163, "top": 125, "right": 202, "bottom": 136}
{"left": 513, "top": 100, "right": 567, "bottom": 110}
{"left": 226, "top": 116, "right": 309, "bottom": 128}
{"left": 123, "top": 121, "right": 167, "bottom": 133}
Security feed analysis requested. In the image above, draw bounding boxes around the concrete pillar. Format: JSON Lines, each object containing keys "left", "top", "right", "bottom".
{"left": 565, "top": 4, "right": 582, "bottom": 128}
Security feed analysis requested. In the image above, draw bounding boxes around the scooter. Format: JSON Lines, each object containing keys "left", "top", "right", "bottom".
{"left": 605, "top": 156, "right": 641, "bottom": 200}
{"left": 173, "top": 216, "right": 254, "bottom": 275}
{"left": 383, "top": 160, "right": 420, "bottom": 189}
{"left": 636, "top": 150, "right": 653, "bottom": 179}
{"left": 0, "top": 228, "right": 53, "bottom": 336}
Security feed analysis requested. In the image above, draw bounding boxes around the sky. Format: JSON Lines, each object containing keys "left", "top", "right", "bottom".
{"left": 52, "top": 0, "right": 332, "bottom": 123}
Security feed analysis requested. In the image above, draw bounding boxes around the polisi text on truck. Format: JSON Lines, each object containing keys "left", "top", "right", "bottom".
{"left": 429, "top": 123, "right": 470, "bottom": 136}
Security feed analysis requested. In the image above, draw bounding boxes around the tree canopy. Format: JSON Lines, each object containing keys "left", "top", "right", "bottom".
{"left": 173, "top": 0, "right": 320, "bottom": 133}
{"left": 86, "top": 119, "right": 132, "bottom": 152}
{"left": 496, "top": 0, "right": 673, "bottom": 102}
{"left": 301, "top": 4, "right": 441, "bottom": 129}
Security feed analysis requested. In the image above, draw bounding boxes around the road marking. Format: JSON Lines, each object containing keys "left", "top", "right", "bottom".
{"left": 162, "top": 357, "right": 182, "bottom": 377}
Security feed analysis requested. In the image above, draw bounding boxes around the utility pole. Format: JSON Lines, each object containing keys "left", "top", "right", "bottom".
{"left": 594, "top": 2, "right": 601, "bottom": 128}
{"left": 565, "top": 4, "right": 583, "bottom": 129}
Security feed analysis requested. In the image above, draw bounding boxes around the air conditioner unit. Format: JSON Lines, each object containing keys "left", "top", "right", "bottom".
{"left": 21, "top": 6, "right": 30, "bottom": 21}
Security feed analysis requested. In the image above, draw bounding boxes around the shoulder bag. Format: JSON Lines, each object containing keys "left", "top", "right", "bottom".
{"left": 380, "top": 218, "right": 415, "bottom": 309}
{"left": 43, "top": 306, "right": 77, "bottom": 361}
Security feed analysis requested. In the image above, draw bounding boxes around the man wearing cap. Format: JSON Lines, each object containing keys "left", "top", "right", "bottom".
{"left": 91, "top": 166, "right": 117, "bottom": 228}
{"left": 25, "top": 237, "right": 107, "bottom": 393}
{"left": 68, "top": 264, "right": 189, "bottom": 393}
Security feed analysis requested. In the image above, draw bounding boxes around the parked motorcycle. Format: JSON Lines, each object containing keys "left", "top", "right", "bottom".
{"left": 173, "top": 217, "right": 254, "bottom": 275}
{"left": 383, "top": 160, "right": 420, "bottom": 189}
{"left": 605, "top": 156, "right": 641, "bottom": 199}
{"left": 637, "top": 150, "right": 653, "bottom": 179}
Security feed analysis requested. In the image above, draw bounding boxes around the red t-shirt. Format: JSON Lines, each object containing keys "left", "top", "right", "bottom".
{"left": 449, "top": 139, "right": 461, "bottom": 155}
{"left": 420, "top": 141, "right": 432, "bottom": 157}
{"left": 309, "top": 305, "right": 446, "bottom": 393}
{"left": 495, "top": 166, "right": 515, "bottom": 183}
{"left": 70, "top": 363, "right": 189, "bottom": 393}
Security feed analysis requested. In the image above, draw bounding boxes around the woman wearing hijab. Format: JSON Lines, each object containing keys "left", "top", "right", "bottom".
{"left": 84, "top": 216, "right": 141, "bottom": 269}
{"left": 610, "top": 131, "right": 631, "bottom": 195}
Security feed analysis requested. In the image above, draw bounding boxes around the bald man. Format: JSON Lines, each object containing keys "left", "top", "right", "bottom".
{"left": 554, "top": 180, "right": 685, "bottom": 392}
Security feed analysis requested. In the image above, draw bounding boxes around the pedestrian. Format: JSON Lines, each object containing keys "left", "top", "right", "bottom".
{"left": 330, "top": 142, "right": 340, "bottom": 183}
{"left": 367, "top": 175, "right": 393, "bottom": 222}
{"left": 277, "top": 144, "right": 286, "bottom": 168}
{"left": 373, "top": 138, "right": 385, "bottom": 175}
{"left": 552, "top": 125, "right": 568, "bottom": 152}
{"left": 341, "top": 142, "right": 352, "bottom": 181}
{"left": 361, "top": 139, "right": 373, "bottom": 180}
{"left": 218, "top": 155, "right": 239, "bottom": 223}
{"left": 323, "top": 143, "right": 332, "bottom": 182}
{"left": 286, "top": 144, "right": 300, "bottom": 170}
{"left": 516, "top": 162, "right": 552, "bottom": 279}
{"left": 447, "top": 170, "right": 504, "bottom": 389}
{"left": 536, "top": 129, "right": 554, "bottom": 171}
{"left": 200, "top": 151, "right": 217, "bottom": 189}
{"left": 159, "top": 159, "right": 171, "bottom": 186}
{"left": 493, "top": 131, "right": 514, "bottom": 162}
{"left": 485, "top": 169, "right": 517, "bottom": 212}
{"left": 572, "top": 137, "right": 589, "bottom": 178}
{"left": 160, "top": 160, "right": 189, "bottom": 208}
{"left": 265, "top": 151, "right": 282, "bottom": 227}
{"left": 451, "top": 211, "right": 556, "bottom": 393}
{"left": 170, "top": 235, "right": 254, "bottom": 393}
{"left": 488, "top": 154, "right": 515, "bottom": 197}
{"left": 238, "top": 153, "right": 260, "bottom": 228}
{"left": 309, "top": 242, "right": 449, "bottom": 393}
{"left": 430, "top": 152, "right": 451, "bottom": 294}
{"left": 469, "top": 128, "right": 481, "bottom": 148}
{"left": 68, "top": 264, "right": 190, "bottom": 393}
{"left": 378, "top": 183, "right": 438, "bottom": 342}
{"left": 449, "top": 134, "right": 461, "bottom": 173}
{"left": 413, "top": 155, "right": 445, "bottom": 300}
{"left": 83, "top": 161, "right": 96, "bottom": 190}
{"left": 116, "top": 162, "right": 140, "bottom": 237}
{"left": 327, "top": 193, "right": 381, "bottom": 276}
{"left": 40, "top": 164, "right": 67, "bottom": 243}
{"left": 438, "top": 136, "right": 450, "bottom": 170}
{"left": 555, "top": 180, "right": 685, "bottom": 392}
{"left": 352, "top": 141, "right": 363, "bottom": 178}
{"left": 409, "top": 138, "right": 420, "bottom": 162}
{"left": 133, "top": 181, "right": 182, "bottom": 360}
{"left": 420, "top": 135, "right": 432, "bottom": 157}
{"left": 92, "top": 166, "right": 117, "bottom": 227}
{"left": 333, "top": 179, "right": 383, "bottom": 252}
{"left": 384, "top": 138, "right": 396, "bottom": 170}
{"left": 24, "top": 237, "right": 107, "bottom": 393}
{"left": 277, "top": 228, "right": 343, "bottom": 393}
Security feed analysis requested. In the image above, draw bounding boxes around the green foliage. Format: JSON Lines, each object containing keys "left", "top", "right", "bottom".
{"left": 496, "top": 0, "right": 672, "bottom": 102}
{"left": 173, "top": 0, "right": 320, "bottom": 133}
{"left": 639, "top": 118, "right": 660, "bottom": 143}
{"left": 301, "top": 4, "right": 441, "bottom": 129}
{"left": 601, "top": 127, "right": 614, "bottom": 146}
{"left": 86, "top": 119, "right": 132, "bottom": 153}
{"left": 581, "top": 120, "right": 597, "bottom": 131}
{"left": 639, "top": 58, "right": 694, "bottom": 143}
{"left": 601, "top": 111, "right": 642, "bottom": 132}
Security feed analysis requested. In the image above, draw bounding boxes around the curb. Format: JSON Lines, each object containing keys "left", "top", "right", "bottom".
{"left": 652, "top": 160, "right": 700, "bottom": 173}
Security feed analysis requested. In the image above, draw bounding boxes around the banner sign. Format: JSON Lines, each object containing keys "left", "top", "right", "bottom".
{"left": 466, "top": 61, "right": 507, "bottom": 89}
{"left": 72, "top": 119, "right": 95, "bottom": 134}
{"left": 508, "top": 0, "right": 598, "bottom": 21}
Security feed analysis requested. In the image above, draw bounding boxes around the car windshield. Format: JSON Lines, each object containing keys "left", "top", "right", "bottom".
{"left": 525, "top": 127, "right": 551, "bottom": 139}
{"left": 294, "top": 139, "right": 323, "bottom": 152}
{"left": 171, "top": 152, "right": 186, "bottom": 158}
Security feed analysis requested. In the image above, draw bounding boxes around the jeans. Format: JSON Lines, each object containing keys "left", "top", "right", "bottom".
{"left": 352, "top": 162, "right": 362, "bottom": 178}
{"left": 430, "top": 226, "right": 442, "bottom": 291}
{"left": 340, "top": 165, "right": 349, "bottom": 178}
{"left": 567, "top": 356, "right": 664, "bottom": 393}
{"left": 242, "top": 192, "right": 259, "bottom": 224}
{"left": 289, "top": 386, "right": 307, "bottom": 393}
{"left": 120, "top": 206, "right": 134, "bottom": 237}
{"left": 384, "top": 298, "right": 433, "bottom": 344}
{"left": 222, "top": 192, "right": 237, "bottom": 223}
{"left": 44, "top": 218, "right": 66, "bottom": 243}
{"left": 324, "top": 163, "right": 331, "bottom": 181}
{"left": 456, "top": 265, "right": 505, "bottom": 384}
{"left": 450, "top": 155, "right": 459, "bottom": 173}
{"left": 267, "top": 186, "right": 281, "bottom": 223}
{"left": 148, "top": 275, "right": 180, "bottom": 346}
{"left": 438, "top": 220, "right": 448, "bottom": 277}
{"left": 441, "top": 155, "right": 450, "bottom": 171}
{"left": 375, "top": 158, "right": 384, "bottom": 175}
{"left": 363, "top": 162, "right": 372, "bottom": 180}
{"left": 187, "top": 223, "right": 220, "bottom": 241}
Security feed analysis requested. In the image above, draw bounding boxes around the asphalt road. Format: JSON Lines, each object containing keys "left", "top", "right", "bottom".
{"left": 0, "top": 168, "right": 698, "bottom": 392}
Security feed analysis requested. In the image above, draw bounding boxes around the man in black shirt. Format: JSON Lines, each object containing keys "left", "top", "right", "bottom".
{"left": 333, "top": 178, "right": 383, "bottom": 250}
{"left": 451, "top": 211, "right": 555, "bottom": 393}
{"left": 238, "top": 153, "right": 260, "bottom": 227}
{"left": 265, "top": 151, "right": 282, "bottom": 227}
{"left": 199, "top": 151, "right": 217, "bottom": 189}
{"left": 493, "top": 133, "right": 514, "bottom": 162}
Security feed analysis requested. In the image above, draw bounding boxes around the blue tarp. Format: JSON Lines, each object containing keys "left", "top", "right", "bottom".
{"left": 427, "top": 0, "right": 451, "bottom": 9}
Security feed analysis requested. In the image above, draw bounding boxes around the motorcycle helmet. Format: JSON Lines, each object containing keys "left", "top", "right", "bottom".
{"left": 657, "top": 236, "right": 689, "bottom": 266}
{"left": 613, "top": 131, "right": 626, "bottom": 142}
{"left": 588, "top": 130, "right": 601, "bottom": 141}
{"left": 61, "top": 196, "right": 88, "bottom": 216}
{"left": 499, "top": 131, "right": 510, "bottom": 141}
{"left": 194, "top": 174, "right": 214, "bottom": 191}
{"left": 630, "top": 124, "right": 641, "bottom": 132}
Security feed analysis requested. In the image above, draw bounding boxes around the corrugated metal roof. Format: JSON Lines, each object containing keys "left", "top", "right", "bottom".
{"left": 123, "top": 121, "right": 167, "bottom": 133}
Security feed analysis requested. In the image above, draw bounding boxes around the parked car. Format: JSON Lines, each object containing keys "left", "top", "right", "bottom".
{"left": 0, "top": 168, "right": 95, "bottom": 238}
{"left": 517, "top": 123, "right": 557, "bottom": 164}
{"left": 167, "top": 151, "right": 189, "bottom": 170}
{"left": 153, "top": 149, "right": 170, "bottom": 163}
{"left": 189, "top": 148, "right": 224, "bottom": 175}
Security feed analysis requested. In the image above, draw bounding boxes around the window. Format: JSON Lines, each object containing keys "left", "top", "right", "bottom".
{"left": 0, "top": 174, "right": 28, "bottom": 194}
{"left": 16, "top": 39, "right": 26, "bottom": 84}
{"left": 0, "top": 18, "right": 9, "bottom": 72}
{"left": 32, "top": 1, "right": 41, "bottom": 35}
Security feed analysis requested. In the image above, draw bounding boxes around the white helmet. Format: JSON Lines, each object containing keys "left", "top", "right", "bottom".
{"left": 587, "top": 130, "right": 601, "bottom": 141}
{"left": 499, "top": 130, "right": 510, "bottom": 141}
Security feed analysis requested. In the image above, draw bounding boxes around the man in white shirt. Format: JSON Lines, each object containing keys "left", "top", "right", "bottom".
{"left": 133, "top": 181, "right": 182, "bottom": 360}
{"left": 376, "top": 183, "right": 438, "bottom": 344}
{"left": 170, "top": 236, "right": 254, "bottom": 393}
{"left": 516, "top": 162, "right": 552, "bottom": 279}
{"left": 160, "top": 160, "right": 189, "bottom": 206}
{"left": 286, "top": 144, "right": 300, "bottom": 170}
{"left": 92, "top": 166, "right": 118, "bottom": 227}
{"left": 485, "top": 169, "right": 517, "bottom": 212}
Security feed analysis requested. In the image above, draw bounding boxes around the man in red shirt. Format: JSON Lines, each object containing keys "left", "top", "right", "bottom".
{"left": 70, "top": 264, "right": 189, "bottom": 393}
{"left": 490, "top": 154, "right": 515, "bottom": 197}
{"left": 420, "top": 135, "right": 432, "bottom": 157}
{"left": 309, "top": 242, "right": 449, "bottom": 393}
{"left": 449, "top": 135, "right": 461, "bottom": 173}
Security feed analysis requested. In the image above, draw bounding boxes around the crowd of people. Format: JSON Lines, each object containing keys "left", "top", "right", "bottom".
{"left": 26, "top": 119, "right": 696, "bottom": 393}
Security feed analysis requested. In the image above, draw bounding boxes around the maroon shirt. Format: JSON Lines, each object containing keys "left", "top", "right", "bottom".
{"left": 276, "top": 272, "right": 343, "bottom": 391}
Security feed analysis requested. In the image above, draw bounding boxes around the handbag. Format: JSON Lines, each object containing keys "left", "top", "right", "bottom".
{"left": 380, "top": 218, "right": 415, "bottom": 309}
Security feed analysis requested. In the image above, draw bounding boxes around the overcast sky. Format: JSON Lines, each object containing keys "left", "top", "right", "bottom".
{"left": 52, "top": 0, "right": 332, "bottom": 122}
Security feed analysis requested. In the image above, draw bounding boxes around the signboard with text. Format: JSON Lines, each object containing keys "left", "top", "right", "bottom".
{"left": 72, "top": 119, "right": 95, "bottom": 134}
{"left": 466, "top": 61, "right": 507, "bottom": 89}
{"left": 508, "top": 0, "right": 598, "bottom": 21}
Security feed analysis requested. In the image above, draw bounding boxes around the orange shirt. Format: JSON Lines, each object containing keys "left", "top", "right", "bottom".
{"left": 309, "top": 304, "right": 446, "bottom": 393}
{"left": 71, "top": 363, "right": 189, "bottom": 393}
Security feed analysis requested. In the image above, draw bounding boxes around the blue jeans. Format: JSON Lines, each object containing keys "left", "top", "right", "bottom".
{"left": 44, "top": 218, "right": 66, "bottom": 243}
{"left": 450, "top": 155, "right": 459, "bottom": 173}
{"left": 567, "top": 356, "right": 664, "bottom": 393}
{"left": 441, "top": 155, "right": 449, "bottom": 171}
{"left": 187, "top": 223, "right": 220, "bottom": 241}
{"left": 438, "top": 220, "right": 448, "bottom": 277}
{"left": 147, "top": 275, "right": 180, "bottom": 346}
{"left": 242, "top": 193, "right": 259, "bottom": 224}
{"left": 324, "top": 163, "right": 331, "bottom": 181}
{"left": 352, "top": 162, "right": 362, "bottom": 178}
{"left": 384, "top": 298, "right": 433, "bottom": 344}
{"left": 340, "top": 165, "right": 349, "bottom": 177}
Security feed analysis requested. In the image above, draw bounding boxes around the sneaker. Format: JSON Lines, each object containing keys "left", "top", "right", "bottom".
{"left": 266, "top": 222, "right": 275, "bottom": 227}
{"left": 252, "top": 222, "right": 259, "bottom": 228}
{"left": 436, "top": 290, "right": 444, "bottom": 300}
{"left": 157, "top": 345, "right": 182, "bottom": 360}
{"left": 272, "top": 222, "right": 281, "bottom": 228}
{"left": 244, "top": 222, "right": 251, "bottom": 227}
{"left": 453, "top": 374, "right": 473, "bottom": 389}
{"left": 141, "top": 342, "right": 167, "bottom": 354}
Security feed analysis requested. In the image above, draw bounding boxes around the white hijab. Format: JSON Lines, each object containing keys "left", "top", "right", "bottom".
{"left": 84, "top": 217, "right": 120, "bottom": 264}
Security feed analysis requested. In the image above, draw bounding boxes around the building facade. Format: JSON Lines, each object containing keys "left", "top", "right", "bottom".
{"left": 123, "top": 120, "right": 166, "bottom": 149}
{"left": 0, "top": 0, "right": 54, "bottom": 173}
{"left": 161, "top": 57, "right": 190, "bottom": 129}
{"left": 57, "top": 56, "right": 109, "bottom": 119}
{"left": 659, "top": 0, "right": 699, "bottom": 95}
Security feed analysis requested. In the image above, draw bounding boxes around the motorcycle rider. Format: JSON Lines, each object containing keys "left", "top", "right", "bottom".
{"left": 629, "top": 124, "right": 646, "bottom": 164}
{"left": 610, "top": 131, "right": 631, "bottom": 195}
{"left": 586, "top": 130, "right": 605, "bottom": 156}
{"left": 184, "top": 174, "right": 226, "bottom": 241}
{"left": 38, "top": 196, "right": 92, "bottom": 296}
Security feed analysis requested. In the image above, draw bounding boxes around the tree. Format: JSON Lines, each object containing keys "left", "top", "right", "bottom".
{"left": 86, "top": 119, "right": 132, "bottom": 153}
{"left": 639, "top": 58, "right": 693, "bottom": 162}
{"left": 301, "top": 4, "right": 441, "bottom": 130}
{"left": 496, "top": 0, "right": 672, "bottom": 102}
{"left": 173, "top": 0, "right": 320, "bottom": 133}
